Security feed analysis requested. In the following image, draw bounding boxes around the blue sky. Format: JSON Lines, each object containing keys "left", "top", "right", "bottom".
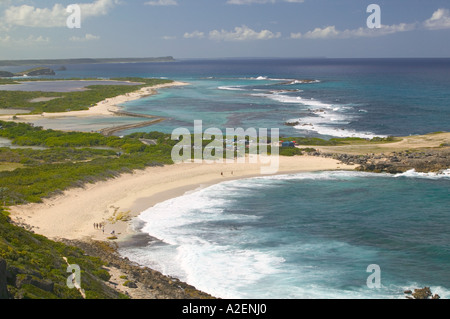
{"left": 1, "top": 0, "right": 450, "bottom": 59}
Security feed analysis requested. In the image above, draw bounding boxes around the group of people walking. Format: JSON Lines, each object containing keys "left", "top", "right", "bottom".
{"left": 94, "top": 222, "right": 105, "bottom": 233}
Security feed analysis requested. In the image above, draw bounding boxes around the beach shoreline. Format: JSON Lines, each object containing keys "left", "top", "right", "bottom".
{"left": 7, "top": 155, "right": 357, "bottom": 298}
{"left": 10, "top": 129, "right": 450, "bottom": 243}
{"left": 0, "top": 80, "right": 189, "bottom": 121}
{"left": 9, "top": 156, "right": 357, "bottom": 244}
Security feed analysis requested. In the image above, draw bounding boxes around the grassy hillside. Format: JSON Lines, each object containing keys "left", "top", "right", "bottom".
{"left": 0, "top": 121, "right": 175, "bottom": 205}
{"left": 0, "top": 122, "right": 178, "bottom": 298}
{"left": 0, "top": 207, "right": 127, "bottom": 299}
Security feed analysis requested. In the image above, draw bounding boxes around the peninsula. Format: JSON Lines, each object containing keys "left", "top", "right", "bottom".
{"left": 0, "top": 76, "right": 448, "bottom": 300}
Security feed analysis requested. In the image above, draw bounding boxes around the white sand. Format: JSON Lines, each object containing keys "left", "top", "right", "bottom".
{"left": 0, "top": 81, "right": 189, "bottom": 120}
{"left": 9, "top": 156, "right": 357, "bottom": 242}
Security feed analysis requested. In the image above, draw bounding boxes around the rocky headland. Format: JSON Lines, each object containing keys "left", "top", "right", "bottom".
{"left": 60, "top": 239, "right": 216, "bottom": 300}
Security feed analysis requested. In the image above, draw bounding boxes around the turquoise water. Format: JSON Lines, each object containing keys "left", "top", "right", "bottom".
{"left": 121, "top": 171, "right": 450, "bottom": 299}
{"left": 8, "top": 59, "right": 449, "bottom": 299}
{"left": 46, "top": 58, "right": 450, "bottom": 138}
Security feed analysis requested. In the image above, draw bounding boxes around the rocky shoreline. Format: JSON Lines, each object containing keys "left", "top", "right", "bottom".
{"left": 26, "top": 142, "right": 447, "bottom": 300}
{"left": 64, "top": 147, "right": 448, "bottom": 300}
{"left": 315, "top": 147, "right": 450, "bottom": 174}
{"left": 61, "top": 239, "right": 216, "bottom": 299}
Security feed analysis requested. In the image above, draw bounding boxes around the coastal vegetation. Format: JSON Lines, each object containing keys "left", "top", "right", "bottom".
{"left": 0, "top": 114, "right": 445, "bottom": 299}
{"left": 0, "top": 78, "right": 172, "bottom": 113}
{"left": 0, "top": 120, "right": 179, "bottom": 299}
{"left": 0, "top": 121, "right": 348, "bottom": 206}
{"left": 0, "top": 207, "right": 127, "bottom": 299}
{"left": 0, "top": 121, "right": 174, "bottom": 206}
{"left": 13, "top": 67, "right": 56, "bottom": 77}
{"left": 0, "top": 78, "right": 18, "bottom": 85}
{"left": 0, "top": 71, "right": 14, "bottom": 78}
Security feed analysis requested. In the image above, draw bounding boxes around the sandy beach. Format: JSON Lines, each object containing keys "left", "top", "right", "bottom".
{"left": 9, "top": 156, "right": 357, "bottom": 243}
{"left": 2, "top": 78, "right": 355, "bottom": 243}
{"left": 0, "top": 81, "right": 189, "bottom": 121}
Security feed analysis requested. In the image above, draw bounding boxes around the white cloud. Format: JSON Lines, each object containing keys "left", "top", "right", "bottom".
{"left": 183, "top": 31, "right": 205, "bottom": 39}
{"left": 162, "top": 35, "right": 176, "bottom": 40}
{"left": 209, "top": 25, "right": 281, "bottom": 41}
{"left": 291, "top": 8, "right": 450, "bottom": 40}
{"left": 0, "top": 34, "right": 49, "bottom": 45}
{"left": 3, "top": 0, "right": 119, "bottom": 28}
{"left": 145, "top": 0, "right": 178, "bottom": 6}
{"left": 69, "top": 33, "right": 100, "bottom": 42}
{"left": 424, "top": 8, "right": 450, "bottom": 30}
{"left": 4, "top": 4, "right": 67, "bottom": 27}
{"left": 291, "top": 22, "right": 416, "bottom": 39}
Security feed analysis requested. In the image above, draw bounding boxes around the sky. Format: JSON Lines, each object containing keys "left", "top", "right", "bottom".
{"left": 1, "top": 0, "right": 450, "bottom": 60}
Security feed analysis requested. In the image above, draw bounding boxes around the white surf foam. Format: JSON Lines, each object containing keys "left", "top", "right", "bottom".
{"left": 394, "top": 169, "right": 450, "bottom": 180}
{"left": 217, "top": 85, "right": 246, "bottom": 91}
{"left": 124, "top": 181, "right": 287, "bottom": 298}
{"left": 251, "top": 89, "right": 385, "bottom": 138}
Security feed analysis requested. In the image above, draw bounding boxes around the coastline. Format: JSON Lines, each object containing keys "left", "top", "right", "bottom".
{"left": 0, "top": 80, "right": 189, "bottom": 121}
{"left": 9, "top": 156, "right": 357, "bottom": 243}
{"left": 2, "top": 77, "right": 448, "bottom": 299}
{"left": 7, "top": 156, "right": 356, "bottom": 299}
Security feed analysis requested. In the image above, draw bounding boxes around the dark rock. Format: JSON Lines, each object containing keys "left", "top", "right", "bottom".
{"left": 124, "top": 281, "right": 138, "bottom": 289}
{"left": 5, "top": 266, "right": 19, "bottom": 286}
{"left": 0, "top": 258, "right": 9, "bottom": 299}
{"left": 412, "top": 287, "right": 432, "bottom": 299}
{"left": 16, "top": 275, "right": 54, "bottom": 293}
{"left": 344, "top": 147, "right": 450, "bottom": 174}
{"left": 60, "top": 239, "right": 215, "bottom": 299}
{"left": 404, "top": 290, "right": 412, "bottom": 294}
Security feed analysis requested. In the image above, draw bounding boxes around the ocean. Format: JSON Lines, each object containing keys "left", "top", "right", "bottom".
{"left": 124, "top": 170, "right": 450, "bottom": 299}
{"left": 8, "top": 58, "right": 449, "bottom": 299}
{"left": 31, "top": 58, "right": 450, "bottom": 138}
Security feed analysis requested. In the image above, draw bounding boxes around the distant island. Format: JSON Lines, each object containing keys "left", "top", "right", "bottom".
{"left": 0, "top": 67, "right": 56, "bottom": 78}
{"left": 0, "top": 71, "right": 14, "bottom": 77}
{"left": 0, "top": 56, "right": 176, "bottom": 67}
{"left": 15, "top": 67, "right": 56, "bottom": 77}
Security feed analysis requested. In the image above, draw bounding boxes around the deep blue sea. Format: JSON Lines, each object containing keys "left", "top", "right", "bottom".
{"left": 8, "top": 58, "right": 449, "bottom": 298}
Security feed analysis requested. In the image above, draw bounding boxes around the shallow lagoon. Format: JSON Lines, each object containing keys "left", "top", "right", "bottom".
{"left": 0, "top": 80, "right": 140, "bottom": 92}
